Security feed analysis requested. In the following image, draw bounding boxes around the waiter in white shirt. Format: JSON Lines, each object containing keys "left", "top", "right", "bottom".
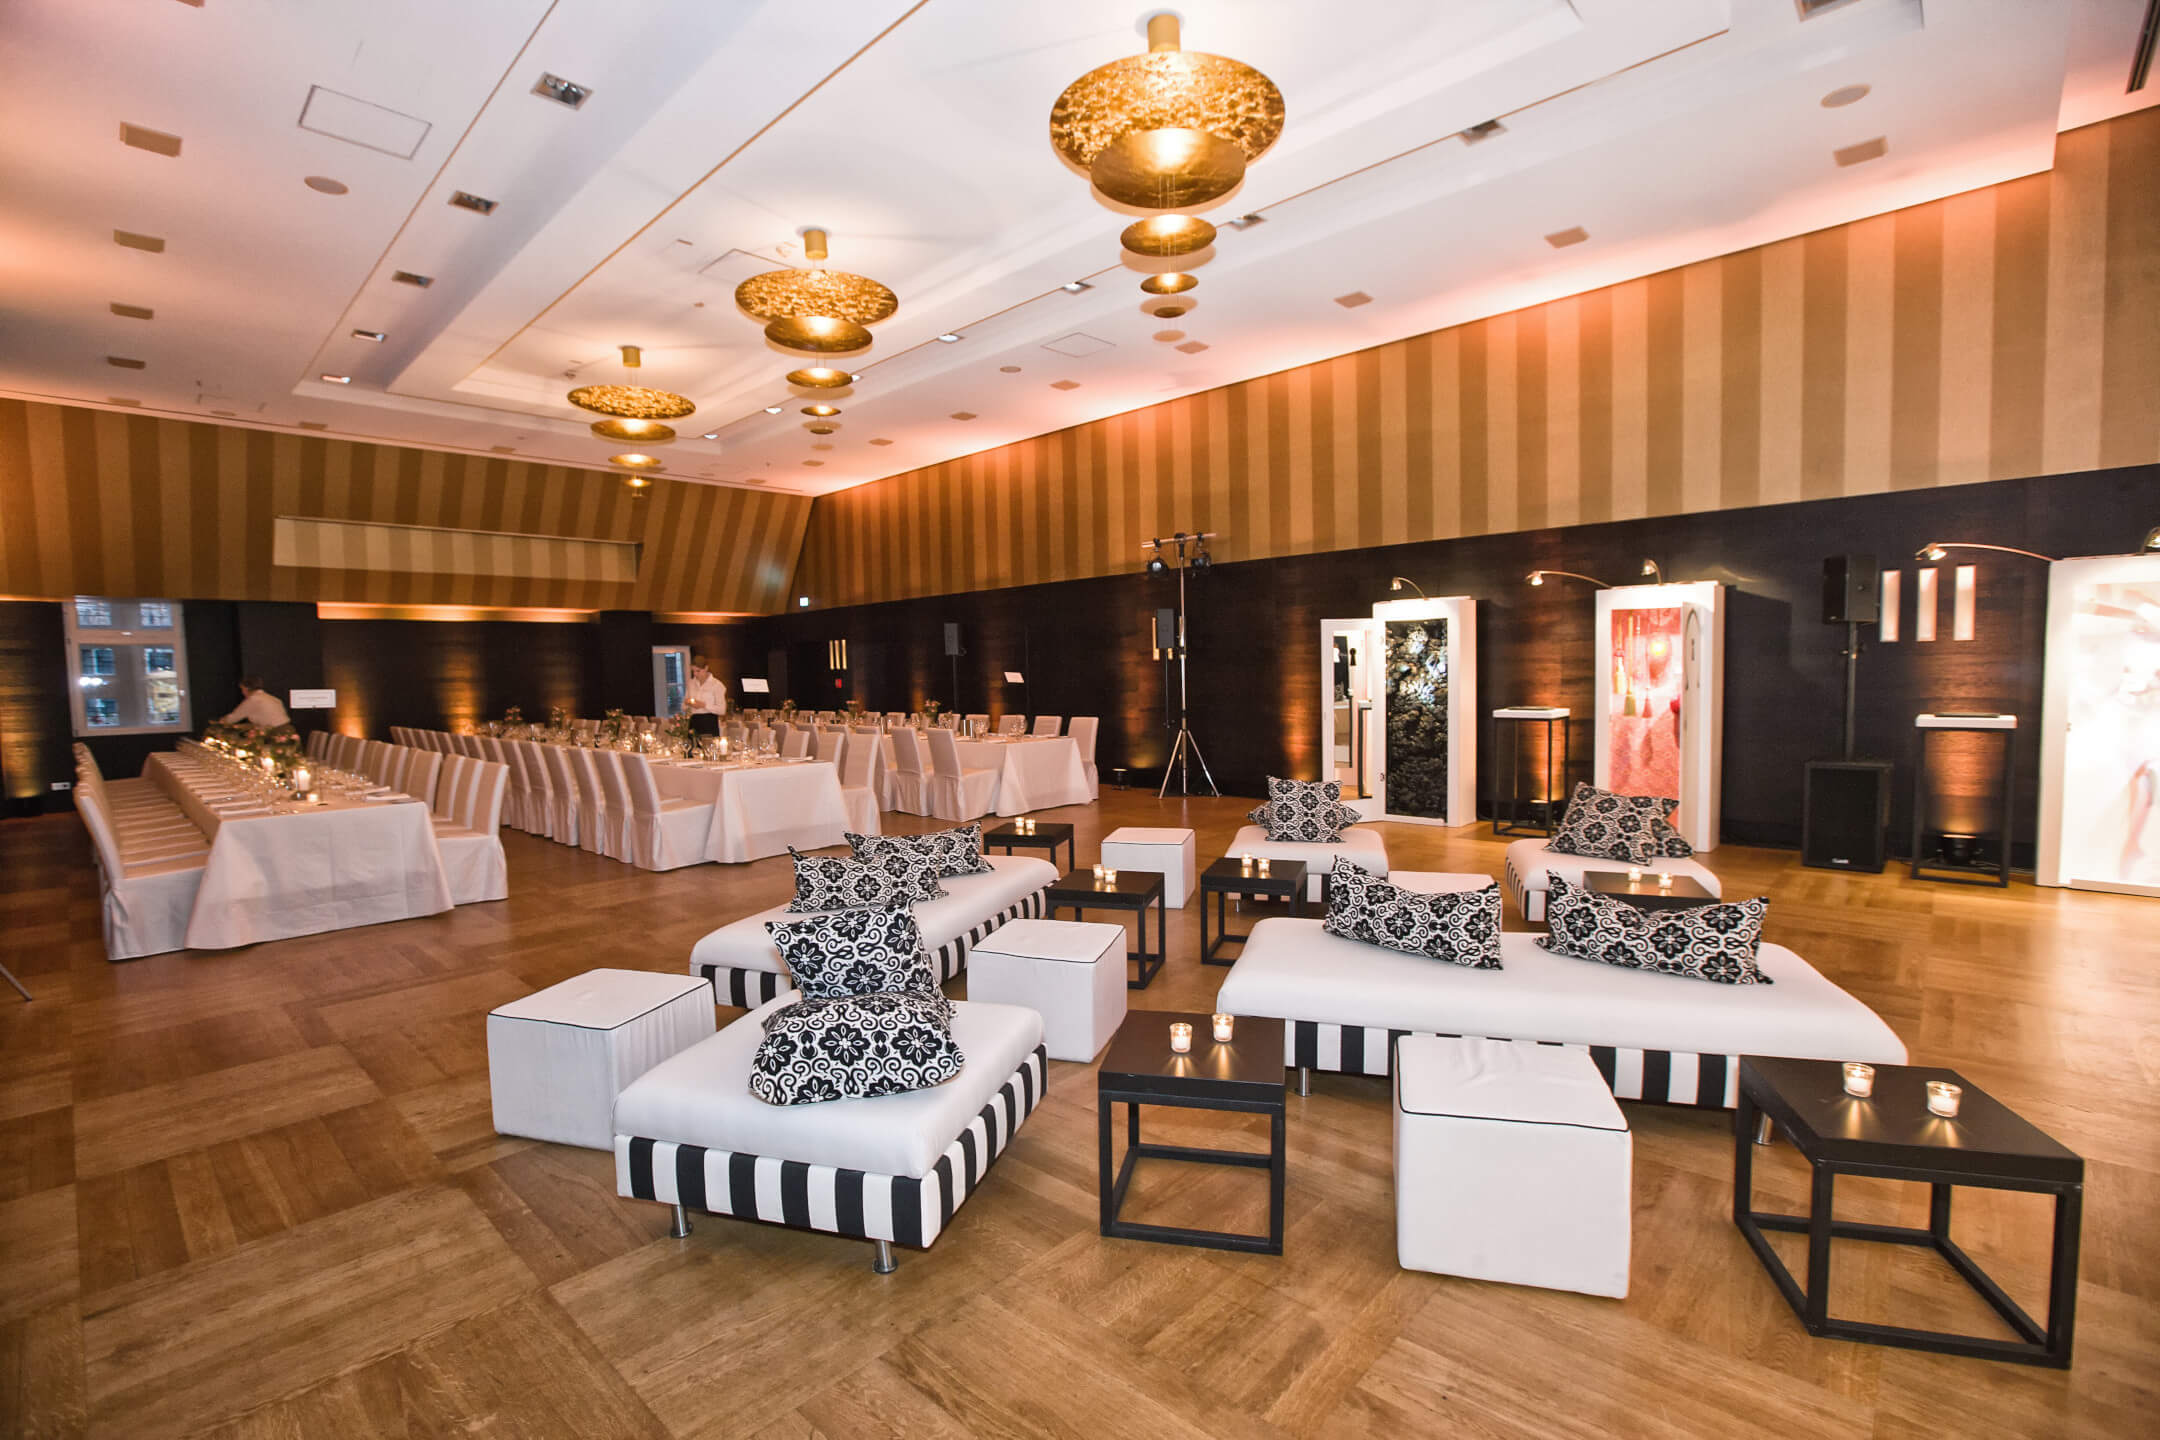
{"left": 684, "top": 657, "right": 729, "bottom": 736}
{"left": 221, "top": 676, "right": 292, "bottom": 730}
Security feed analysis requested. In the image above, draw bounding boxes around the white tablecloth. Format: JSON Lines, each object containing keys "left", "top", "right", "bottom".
{"left": 881, "top": 735, "right": 1091, "bottom": 817}
{"left": 649, "top": 757, "right": 849, "bottom": 862}
{"left": 148, "top": 751, "right": 454, "bottom": 949}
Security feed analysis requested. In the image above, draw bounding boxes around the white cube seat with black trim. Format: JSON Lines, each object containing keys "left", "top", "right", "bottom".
{"left": 965, "top": 918, "right": 1127, "bottom": 1062}
{"left": 1502, "top": 837, "right": 1721, "bottom": 923}
{"left": 1099, "top": 826, "right": 1198, "bottom": 908}
{"left": 614, "top": 993, "right": 1047, "bottom": 1268}
{"left": 688, "top": 854, "right": 1057, "bottom": 1008}
{"left": 487, "top": 968, "right": 716, "bottom": 1150}
{"left": 1228, "top": 823, "right": 1387, "bottom": 903}
{"left": 1213, "top": 918, "right": 1905, "bottom": 1108}
{"left": 1394, "top": 1035, "right": 1632, "bottom": 1298}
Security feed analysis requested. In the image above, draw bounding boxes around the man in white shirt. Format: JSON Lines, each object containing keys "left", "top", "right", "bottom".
{"left": 221, "top": 676, "right": 292, "bottom": 730}
{"left": 684, "top": 657, "right": 728, "bottom": 735}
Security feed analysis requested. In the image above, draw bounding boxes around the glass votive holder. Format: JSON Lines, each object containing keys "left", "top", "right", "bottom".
{"left": 1656, "top": 871, "right": 1673, "bottom": 889}
{"left": 1256, "top": 858, "right": 1270, "bottom": 876}
{"left": 1841, "top": 1061, "right": 1875, "bottom": 1098}
{"left": 1239, "top": 853, "right": 1253, "bottom": 873}
{"left": 1168, "top": 1022, "right": 1193, "bottom": 1054}
{"left": 1091, "top": 862, "right": 1104, "bottom": 881}
{"left": 1628, "top": 866, "right": 1644, "bottom": 883}
{"left": 1103, "top": 868, "right": 1118, "bottom": 884}
{"left": 1926, "top": 1081, "right": 1962, "bottom": 1118}
{"left": 1212, "top": 1013, "right": 1235, "bottom": 1043}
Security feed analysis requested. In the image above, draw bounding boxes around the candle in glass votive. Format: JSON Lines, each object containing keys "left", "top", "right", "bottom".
{"left": 1656, "top": 871, "right": 1673, "bottom": 889}
{"left": 1091, "top": 863, "right": 1104, "bottom": 881}
{"left": 1926, "top": 1081, "right": 1962, "bottom": 1117}
{"left": 259, "top": 756, "right": 275, "bottom": 773}
{"left": 1239, "top": 853, "right": 1253, "bottom": 873}
{"left": 1103, "top": 868, "right": 1118, "bottom": 884}
{"left": 1628, "top": 866, "right": 1643, "bottom": 883}
{"left": 1168, "top": 1022, "right": 1193, "bottom": 1054}
{"left": 1212, "top": 1013, "right": 1234, "bottom": 1043}
{"left": 292, "top": 768, "right": 310, "bottom": 794}
{"left": 1257, "top": 858, "right": 1270, "bottom": 877}
{"left": 1841, "top": 1062, "right": 1875, "bottom": 1098}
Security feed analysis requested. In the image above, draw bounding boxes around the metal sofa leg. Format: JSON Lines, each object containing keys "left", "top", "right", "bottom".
{"left": 872, "top": 1239, "right": 897, "bottom": 1274}
{"left": 669, "top": 1203, "right": 693, "bottom": 1238}
{"left": 1754, "top": 1114, "right": 1774, "bottom": 1146}
{"left": 1296, "top": 1066, "right": 1311, "bottom": 1097}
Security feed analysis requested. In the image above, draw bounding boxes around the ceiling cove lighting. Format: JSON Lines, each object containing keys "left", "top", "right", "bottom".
{"left": 734, "top": 228, "right": 896, "bottom": 354}
{"left": 568, "top": 344, "right": 695, "bottom": 426}
{"left": 1525, "top": 570, "right": 1611, "bottom": 589}
{"left": 1121, "top": 214, "right": 1216, "bottom": 258}
{"left": 351, "top": 329, "right": 385, "bottom": 342}
{"left": 1050, "top": 14, "right": 1284, "bottom": 210}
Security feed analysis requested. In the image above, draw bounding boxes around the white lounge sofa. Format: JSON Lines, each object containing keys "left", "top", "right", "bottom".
{"left": 687, "top": 854, "right": 1056, "bottom": 1008}
{"left": 1214, "top": 917, "right": 1905, "bottom": 1109}
{"left": 1502, "top": 837, "right": 1722, "bottom": 923}
{"left": 1227, "top": 824, "right": 1388, "bottom": 902}
{"left": 614, "top": 992, "right": 1047, "bottom": 1272}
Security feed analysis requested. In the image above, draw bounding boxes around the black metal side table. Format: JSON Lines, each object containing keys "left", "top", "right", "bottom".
{"left": 1199, "top": 856, "right": 1308, "bottom": 965}
{"left": 1909, "top": 713, "right": 2017, "bottom": 886}
{"left": 1734, "top": 1056, "right": 2082, "bottom": 1368}
{"left": 983, "top": 820, "right": 1074, "bottom": 873}
{"left": 1045, "top": 870, "right": 1167, "bottom": 989}
{"left": 1491, "top": 707, "right": 1569, "bottom": 836}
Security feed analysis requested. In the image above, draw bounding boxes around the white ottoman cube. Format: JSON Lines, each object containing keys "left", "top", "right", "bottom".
{"left": 1101, "top": 826, "right": 1198, "bottom": 907}
{"left": 1394, "top": 1035, "right": 1631, "bottom": 1298}
{"left": 488, "top": 968, "right": 715, "bottom": 1149}
{"left": 966, "top": 918, "right": 1127, "bottom": 1061}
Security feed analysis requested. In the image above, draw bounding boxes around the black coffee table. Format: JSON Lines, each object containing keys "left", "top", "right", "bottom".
{"left": 1583, "top": 869, "right": 1719, "bottom": 910}
{"left": 1045, "top": 870, "right": 1167, "bottom": 989}
{"left": 983, "top": 820, "right": 1074, "bottom": 872}
{"left": 1097, "top": 1011, "right": 1287, "bottom": 1255}
{"left": 1734, "top": 1056, "right": 2083, "bottom": 1367}
{"left": 1199, "top": 856, "right": 1308, "bottom": 965}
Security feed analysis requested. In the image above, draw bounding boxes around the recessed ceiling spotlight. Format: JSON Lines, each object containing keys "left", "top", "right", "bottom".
{"left": 304, "top": 176, "right": 349, "bottom": 195}
{"left": 113, "top": 230, "right": 165, "bottom": 253}
{"left": 391, "top": 270, "right": 433, "bottom": 288}
{"left": 1050, "top": 379, "right": 1080, "bottom": 391}
{"left": 951, "top": 411, "right": 977, "bottom": 421}
{"left": 1821, "top": 84, "right": 1871, "bottom": 108}
{"left": 320, "top": 373, "right": 351, "bottom": 384}
{"left": 801, "top": 403, "right": 840, "bottom": 417}
{"left": 448, "top": 190, "right": 498, "bottom": 215}
{"left": 702, "top": 430, "right": 720, "bottom": 440}
{"left": 1544, "top": 226, "right": 1589, "bottom": 248}
{"left": 110, "top": 303, "right": 154, "bottom": 320}
{"left": 1833, "top": 137, "right": 1889, "bottom": 167}
{"left": 106, "top": 356, "right": 147, "bottom": 369}
{"left": 1149, "top": 302, "right": 1190, "bottom": 320}
{"left": 1460, "top": 119, "right": 1505, "bottom": 144}
{"left": 1061, "top": 280, "right": 1092, "bottom": 293}
{"left": 351, "top": 329, "right": 385, "bottom": 342}
{"left": 936, "top": 333, "right": 963, "bottom": 343}
{"left": 119, "top": 123, "right": 182, "bottom": 157}
{"left": 1225, "top": 213, "right": 1267, "bottom": 230}
{"left": 532, "top": 73, "right": 592, "bottom": 109}
{"left": 763, "top": 404, "right": 784, "bottom": 414}
{"left": 1334, "top": 291, "right": 1373, "bottom": 308}
{"left": 999, "top": 365, "right": 1023, "bottom": 373}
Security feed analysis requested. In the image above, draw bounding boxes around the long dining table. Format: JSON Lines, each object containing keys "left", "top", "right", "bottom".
{"left": 642, "top": 754, "right": 851, "bottom": 862}
{"left": 147, "top": 746, "right": 453, "bottom": 949}
{"left": 880, "top": 732, "right": 1091, "bottom": 816}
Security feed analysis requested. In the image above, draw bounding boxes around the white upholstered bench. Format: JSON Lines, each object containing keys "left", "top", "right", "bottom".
{"left": 613, "top": 993, "right": 1047, "bottom": 1271}
{"left": 687, "top": 854, "right": 1056, "bottom": 1007}
{"left": 1502, "top": 837, "right": 1721, "bottom": 923}
{"left": 1227, "top": 824, "right": 1388, "bottom": 903}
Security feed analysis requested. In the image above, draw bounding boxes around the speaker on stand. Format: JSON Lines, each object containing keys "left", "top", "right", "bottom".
{"left": 1803, "top": 555, "right": 1890, "bottom": 872}
{"left": 943, "top": 623, "right": 964, "bottom": 713}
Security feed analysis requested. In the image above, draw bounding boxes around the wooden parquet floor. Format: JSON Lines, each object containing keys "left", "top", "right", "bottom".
{"left": 2, "top": 791, "right": 2155, "bottom": 1438}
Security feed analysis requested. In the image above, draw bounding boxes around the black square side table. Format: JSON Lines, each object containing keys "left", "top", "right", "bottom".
{"left": 1045, "top": 870, "right": 1167, "bottom": 989}
{"left": 983, "top": 820, "right": 1074, "bottom": 873}
{"left": 1098, "top": 1012, "right": 1287, "bottom": 1255}
{"left": 1733, "top": 1056, "right": 2083, "bottom": 1368}
{"left": 1199, "top": 856, "right": 1308, "bottom": 965}
{"left": 1583, "top": 869, "right": 1720, "bottom": 911}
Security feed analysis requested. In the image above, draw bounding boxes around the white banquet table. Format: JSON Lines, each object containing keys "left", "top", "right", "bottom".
{"left": 647, "top": 756, "right": 850, "bottom": 862}
{"left": 882, "top": 734, "right": 1090, "bottom": 816}
{"left": 147, "top": 750, "right": 454, "bottom": 950}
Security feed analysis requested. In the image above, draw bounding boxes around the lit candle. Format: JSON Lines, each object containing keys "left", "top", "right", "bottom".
{"left": 1103, "top": 867, "right": 1118, "bottom": 884}
{"left": 1628, "top": 866, "right": 1643, "bottom": 883}
{"left": 1656, "top": 871, "right": 1673, "bottom": 890}
{"left": 1926, "top": 1081, "right": 1962, "bottom": 1117}
{"left": 1092, "top": 863, "right": 1104, "bottom": 881}
{"left": 1212, "top": 1013, "right": 1235, "bottom": 1043}
{"left": 1240, "top": 853, "right": 1253, "bottom": 874}
{"left": 1168, "top": 1022, "right": 1193, "bottom": 1054}
{"left": 260, "top": 756, "right": 275, "bottom": 774}
{"left": 1257, "top": 858, "right": 1270, "bottom": 877}
{"left": 292, "top": 767, "right": 311, "bottom": 794}
{"left": 1841, "top": 1062, "right": 1875, "bottom": 1098}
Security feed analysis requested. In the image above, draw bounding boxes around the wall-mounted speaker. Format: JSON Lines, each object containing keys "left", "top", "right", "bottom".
{"left": 1802, "top": 759, "right": 1892, "bottom": 872}
{"left": 1822, "top": 554, "right": 1880, "bottom": 625}
{"left": 942, "top": 623, "right": 962, "bottom": 657}
{"left": 1152, "top": 607, "right": 1179, "bottom": 657}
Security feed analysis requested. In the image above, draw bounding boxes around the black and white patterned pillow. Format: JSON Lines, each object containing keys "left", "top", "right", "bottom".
{"left": 1654, "top": 826, "right": 1695, "bottom": 860}
{"left": 1547, "top": 783, "right": 1680, "bottom": 866}
{"left": 785, "top": 847, "right": 945, "bottom": 912}
{"left": 1247, "top": 777, "right": 1357, "bottom": 843}
{"left": 846, "top": 824, "right": 992, "bottom": 879}
{"left": 1537, "top": 875, "right": 1772, "bottom": 985}
{"left": 747, "top": 991, "right": 965, "bottom": 1106}
{"left": 764, "top": 906, "right": 951, "bottom": 1019}
{"left": 1323, "top": 858, "right": 1502, "bottom": 967}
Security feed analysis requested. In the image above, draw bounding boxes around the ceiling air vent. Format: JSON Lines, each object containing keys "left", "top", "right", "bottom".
{"left": 1460, "top": 119, "right": 1505, "bottom": 144}
{"left": 391, "top": 270, "right": 434, "bottom": 288}
{"left": 448, "top": 191, "right": 498, "bottom": 216}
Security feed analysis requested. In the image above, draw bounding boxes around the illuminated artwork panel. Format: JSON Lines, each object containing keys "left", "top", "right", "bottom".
{"left": 1608, "top": 606, "right": 1685, "bottom": 803}
{"left": 1384, "top": 617, "right": 1449, "bottom": 820}
{"left": 2059, "top": 580, "right": 2160, "bottom": 889}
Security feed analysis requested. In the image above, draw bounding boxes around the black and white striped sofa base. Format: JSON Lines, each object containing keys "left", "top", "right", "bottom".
{"left": 612, "top": 993, "right": 1047, "bottom": 1271}
{"left": 1213, "top": 919, "right": 1905, "bottom": 1111}
{"left": 688, "top": 855, "right": 1055, "bottom": 1009}
{"left": 1502, "top": 837, "right": 1721, "bottom": 924}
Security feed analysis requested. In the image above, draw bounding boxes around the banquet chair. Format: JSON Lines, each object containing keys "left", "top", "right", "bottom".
{"left": 511, "top": 740, "right": 553, "bottom": 837}
{"left": 1032, "top": 716, "right": 1062, "bottom": 737}
{"left": 569, "top": 748, "right": 612, "bottom": 856}
{"left": 432, "top": 760, "right": 508, "bottom": 904}
{"left": 924, "top": 729, "right": 999, "bottom": 823}
{"left": 74, "top": 788, "right": 204, "bottom": 961}
{"left": 457, "top": 735, "right": 486, "bottom": 759}
{"left": 966, "top": 713, "right": 991, "bottom": 737}
{"left": 306, "top": 731, "right": 329, "bottom": 762}
{"left": 724, "top": 722, "right": 748, "bottom": 749}
{"left": 781, "top": 726, "right": 812, "bottom": 760}
{"left": 592, "top": 750, "right": 635, "bottom": 860}
{"left": 886, "top": 712, "right": 910, "bottom": 727}
{"left": 749, "top": 724, "right": 774, "bottom": 752}
{"left": 332, "top": 734, "right": 364, "bottom": 771}
{"left": 885, "top": 728, "right": 930, "bottom": 815}
{"left": 362, "top": 740, "right": 398, "bottom": 786}
{"left": 540, "top": 744, "right": 581, "bottom": 847}
{"left": 813, "top": 728, "right": 843, "bottom": 764}
{"left": 389, "top": 727, "right": 410, "bottom": 747}
{"left": 618, "top": 754, "right": 712, "bottom": 871}
{"left": 393, "top": 746, "right": 442, "bottom": 808}
{"left": 432, "top": 755, "right": 476, "bottom": 825}
{"left": 494, "top": 740, "right": 533, "bottom": 832}
{"left": 996, "top": 715, "right": 1025, "bottom": 737}
{"left": 838, "top": 729, "right": 881, "bottom": 835}
{"left": 1067, "top": 715, "right": 1100, "bottom": 799}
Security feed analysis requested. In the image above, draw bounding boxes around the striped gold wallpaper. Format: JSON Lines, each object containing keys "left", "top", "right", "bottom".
{"left": 0, "top": 402, "right": 811, "bottom": 614}
{"left": 794, "top": 110, "right": 2160, "bottom": 610}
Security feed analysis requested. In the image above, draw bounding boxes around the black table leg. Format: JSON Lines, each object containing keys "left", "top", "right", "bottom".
{"left": 1268, "top": 1107, "right": 1286, "bottom": 1249}
{"left": 1096, "top": 1094, "right": 1114, "bottom": 1234}
{"left": 1805, "top": 1163, "right": 1836, "bottom": 1330}
{"left": 2047, "top": 1185, "right": 2082, "bottom": 1364}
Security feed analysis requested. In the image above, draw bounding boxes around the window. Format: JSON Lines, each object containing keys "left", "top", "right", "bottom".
{"left": 65, "top": 597, "right": 192, "bottom": 736}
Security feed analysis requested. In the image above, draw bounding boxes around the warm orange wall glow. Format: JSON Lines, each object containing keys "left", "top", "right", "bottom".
{"left": 316, "top": 603, "right": 596, "bottom": 624}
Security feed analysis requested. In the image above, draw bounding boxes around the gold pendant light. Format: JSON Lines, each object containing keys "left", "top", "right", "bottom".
{"left": 1121, "top": 213, "right": 1216, "bottom": 257}
{"left": 568, "top": 345, "right": 695, "bottom": 425}
{"left": 1140, "top": 271, "right": 1197, "bottom": 295}
{"left": 736, "top": 229, "right": 897, "bottom": 356}
{"left": 785, "top": 366, "right": 856, "bottom": 389}
{"left": 1050, "top": 15, "right": 1283, "bottom": 210}
{"left": 589, "top": 416, "right": 677, "bottom": 445}
{"left": 609, "top": 452, "right": 665, "bottom": 471}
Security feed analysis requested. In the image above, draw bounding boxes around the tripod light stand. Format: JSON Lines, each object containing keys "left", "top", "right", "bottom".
{"left": 1144, "top": 531, "right": 1220, "bottom": 799}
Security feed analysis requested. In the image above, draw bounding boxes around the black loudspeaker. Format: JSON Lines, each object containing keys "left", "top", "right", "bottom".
{"left": 1822, "top": 554, "right": 1880, "bottom": 625}
{"left": 1801, "top": 759, "right": 1892, "bottom": 872}
{"left": 1152, "top": 607, "right": 1180, "bottom": 655}
{"left": 942, "top": 623, "right": 962, "bottom": 657}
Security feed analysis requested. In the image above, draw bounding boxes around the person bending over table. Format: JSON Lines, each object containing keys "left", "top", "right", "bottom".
{"left": 221, "top": 676, "right": 291, "bottom": 730}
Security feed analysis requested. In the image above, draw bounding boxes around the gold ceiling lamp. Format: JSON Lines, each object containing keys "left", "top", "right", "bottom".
{"left": 1120, "top": 213, "right": 1216, "bottom": 257}
{"left": 609, "top": 452, "right": 665, "bottom": 472}
{"left": 568, "top": 345, "right": 695, "bottom": 426}
{"left": 736, "top": 228, "right": 897, "bottom": 355}
{"left": 1050, "top": 14, "right": 1284, "bottom": 211}
{"left": 801, "top": 403, "right": 840, "bottom": 418}
{"left": 1140, "top": 271, "right": 1197, "bottom": 294}
{"left": 589, "top": 416, "right": 677, "bottom": 445}
{"left": 786, "top": 366, "right": 856, "bottom": 388}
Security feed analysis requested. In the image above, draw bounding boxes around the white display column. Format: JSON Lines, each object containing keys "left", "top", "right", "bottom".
{"left": 1371, "top": 597, "right": 1477, "bottom": 828}
{"left": 1593, "top": 582, "right": 1724, "bottom": 851}
{"left": 2036, "top": 553, "right": 2160, "bottom": 897}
